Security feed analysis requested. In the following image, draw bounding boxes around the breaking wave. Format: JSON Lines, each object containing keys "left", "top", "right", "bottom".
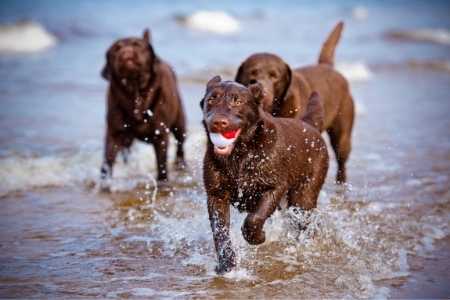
{"left": 336, "top": 61, "right": 373, "bottom": 82}
{"left": 181, "top": 61, "right": 374, "bottom": 85}
{"left": 175, "top": 10, "right": 240, "bottom": 35}
{"left": 385, "top": 28, "right": 450, "bottom": 46}
{"left": 0, "top": 21, "right": 57, "bottom": 53}
{"left": 0, "top": 131, "right": 206, "bottom": 197}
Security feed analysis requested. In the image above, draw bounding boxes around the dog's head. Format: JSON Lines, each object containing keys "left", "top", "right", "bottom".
{"left": 200, "top": 76, "right": 264, "bottom": 157}
{"left": 235, "top": 53, "right": 292, "bottom": 113}
{"left": 102, "top": 29, "right": 156, "bottom": 89}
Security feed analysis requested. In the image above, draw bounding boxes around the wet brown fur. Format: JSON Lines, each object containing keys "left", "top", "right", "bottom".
{"left": 235, "top": 22, "right": 354, "bottom": 183}
{"left": 101, "top": 29, "right": 186, "bottom": 182}
{"left": 201, "top": 77, "right": 329, "bottom": 273}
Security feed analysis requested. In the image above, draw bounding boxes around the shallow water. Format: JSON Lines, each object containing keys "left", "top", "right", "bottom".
{"left": 1, "top": 1, "right": 450, "bottom": 299}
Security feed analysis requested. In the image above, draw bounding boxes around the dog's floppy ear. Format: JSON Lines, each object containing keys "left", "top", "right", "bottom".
{"left": 143, "top": 28, "right": 151, "bottom": 44}
{"left": 201, "top": 75, "right": 221, "bottom": 109}
{"left": 235, "top": 62, "right": 244, "bottom": 83}
{"left": 249, "top": 82, "right": 264, "bottom": 105}
{"left": 101, "top": 51, "right": 111, "bottom": 81}
{"left": 143, "top": 28, "right": 159, "bottom": 74}
{"left": 276, "top": 62, "right": 293, "bottom": 103}
{"left": 206, "top": 75, "right": 221, "bottom": 92}
{"left": 302, "top": 91, "right": 324, "bottom": 132}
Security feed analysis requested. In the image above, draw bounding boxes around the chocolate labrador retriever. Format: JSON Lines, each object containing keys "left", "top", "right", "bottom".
{"left": 101, "top": 29, "right": 186, "bottom": 182}
{"left": 235, "top": 22, "right": 354, "bottom": 183}
{"left": 201, "top": 76, "right": 329, "bottom": 273}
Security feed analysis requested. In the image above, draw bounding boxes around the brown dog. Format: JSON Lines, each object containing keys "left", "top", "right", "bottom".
{"left": 101, "top": 29, "right": 186, "bottom": 182}
{"left": 201, "top": 76, "right": 329, "bottom": 273}
{"left": 235, "top": 22, "right": 354, "bottom": 183}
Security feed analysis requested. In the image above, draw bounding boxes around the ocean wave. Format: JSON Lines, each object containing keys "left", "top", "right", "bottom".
{"left": 385, "top": 28, "right": 450, "bottom": 46}
{"left": 354, "top": 100, "right": 367, "bottom": 117}
{"left": 336, "top": 61, "right": 373, "bottom": 82}
{"left": 180, "top": 65, "right": 236, "bottom": 84}
{"left": 0, "top": 131, "right": 206, "bottom": 197}
{"left": 351, "top": 6, "right": 369, "bottom": 21}
{"left": 176, "top": 10, "right": 240, "bottom": 35}
{"left": 181, "top": 61, "right": 374, "bottom": 85}
{"left": 371, "top": 59, "right": 450, "bottom": 74}
{"left": 407, "top": 59, "right": 450, "bottom": 73}
{"left": 0, "top": 21, "right": 57, "bottom": 53}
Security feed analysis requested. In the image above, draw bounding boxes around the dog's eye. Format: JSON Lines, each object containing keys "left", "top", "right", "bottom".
{"left": 232, "top": 97, "right": 242, "bottom": 106}
{"left": 207, "top": 96, "right": 217, "bottom": 105}
{"left": 269, "top": 71, "right": 277, "bottom": 79}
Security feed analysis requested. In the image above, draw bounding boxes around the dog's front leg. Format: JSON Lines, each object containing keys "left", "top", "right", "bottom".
{"left": 153, "top": 134, "right": 169, "bottom": 181}
{"left": 207, "top": 194, "right": 236, "bottom": 274}
{"left": 242, "top": 187, "right": 285, "bottom": 245}
{"left": 101, "top": 130, "right": 121, "bottom": 180}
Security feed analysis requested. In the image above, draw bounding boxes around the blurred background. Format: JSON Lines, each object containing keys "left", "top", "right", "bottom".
{"left": 0, "top": 1, "right": 449, "bottom": 299}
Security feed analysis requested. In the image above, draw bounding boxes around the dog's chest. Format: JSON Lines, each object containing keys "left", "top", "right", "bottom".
{"left": 228, "top": 152, "right": 276, "bottom": 211}
{"left": 133, "top": 119, "right": 155, "bottom": 135}
{"left": 128, "top": 117, "right": 167, "bottom": 142}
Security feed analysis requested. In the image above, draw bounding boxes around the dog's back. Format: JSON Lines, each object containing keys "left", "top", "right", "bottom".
{"left": 295, "top": 22, "right": 354, "bottom": 183}
{"left": 296, "top": 65, "right": 350, "bottom": 130}
{"left": 295, "top": 21, "right": 352, "bottom": 130}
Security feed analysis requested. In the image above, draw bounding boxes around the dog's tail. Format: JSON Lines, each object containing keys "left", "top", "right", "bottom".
{"left": 302, "top": 91, "right": 324, "bottom": 132}
{"left": 318, "top": 21, "right": 344, "bottom": 66}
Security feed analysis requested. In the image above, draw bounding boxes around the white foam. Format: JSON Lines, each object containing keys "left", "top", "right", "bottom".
{"left": 222, "top": 268, "right": 256, "bottom": 281}
{"left": 181, "top": 11, "right": 240, "bottom": 35}
{"left": 336, "top": 61, "right": 373, "bottom": 82}
{"left": 0, "top": 130, "right": 206, "bottom": 196}
{"left": 354, "top": 100, "right": 367, "bottom": 116}
{"left": 91, "top": 165, "right": 448, "bottom": 298}
{"left": 0, "top": 21, "right": 57, "bottom": 53}
{"left": 352, "top": 6, "right": 369, "bottom": 21}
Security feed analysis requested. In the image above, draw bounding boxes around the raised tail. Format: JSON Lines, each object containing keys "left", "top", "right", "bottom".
{"left": 302, "top": 91, "right": 324, "bottom": 132}
{"left": 318, "top": 21, "right": 344, "bottom": 66}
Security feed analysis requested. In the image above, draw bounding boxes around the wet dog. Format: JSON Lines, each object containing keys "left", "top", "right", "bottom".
{"left": 235, "top": 22, "right": 354, "bottom": 183}
{"left": 101, "top": 29, "right": 186, "bottom": 182}
{"left": 201, "top": 76, "right": 329, "bottom": 273}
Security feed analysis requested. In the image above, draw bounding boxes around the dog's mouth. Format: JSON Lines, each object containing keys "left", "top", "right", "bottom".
{"left": 209, "top": 129, "right": 241, "bottom": 156}
{"left": 115, "top": 56, "right": 143, "bottom": 74}
{"left": 124, "top": 58, "right": 137, "bottom": 67}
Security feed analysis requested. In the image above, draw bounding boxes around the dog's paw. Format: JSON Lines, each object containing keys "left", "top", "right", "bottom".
{"left": 99, "top": 165, "right": 112, "bottom": 193}
{"left": 242, "top": 215, "right": 266, "bottom": 245}
{"left": 99, "top": 178, "right": 112, "bottom": 193}
{"left": 174, "top": 157, "right": 188, "bottom": 171}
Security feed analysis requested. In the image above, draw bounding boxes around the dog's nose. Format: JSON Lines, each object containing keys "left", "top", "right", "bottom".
{"left": 211, "top": 116, "right": 230, "bottom": 132}
{"left": 120, "top": 47, "right": 135, "bottom": 60}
